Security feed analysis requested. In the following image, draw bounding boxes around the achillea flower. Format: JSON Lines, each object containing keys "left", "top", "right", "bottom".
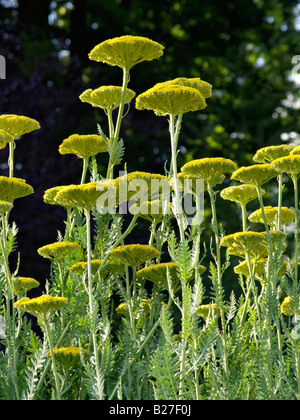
{"left": 154, "top": 77, "right": 212, "bottom": 99}
{"left": 37, "top": 241, "right": 81, "bottom": 261}
{"left": 88, "top": 35, "right": 164, "bottom": 71}
{"left": 136, "top": 84, "right": 206, "bottom": 117}
{"left": 115, "top": 171, "right": 169, "bottom": 205}
{"left": 231, "top": 164, "right": 279, "bottom": 187}
{"left": 58, "top": 134, "right": 109, "bottom": 159}
{"left": 290, "top": 145, "right": 300, "bottom": 155}
{"left": 271, "top": 155, "right": 300, "bottom": 177}
{"left": 43, "top": 185, "right": 70, "bottom": 207}
{"left": 0, "top": 129, "right": 14, "bottom": 149}
{"left": 14, "top": 295, "right": 68, "bottom": 319}
{"left": 248, "top": 206, "right": 295, "bottom": 227}
{"left": 181, "top": 158, "right": 237, "bottom": 187}
{"left": 129, "top": 199, "right": 171, "bottom": 222}
{"left": 70, "top": 259, "right": 121, "bottom": 276}
{"left": 13, "top": 276, "right": 40, "bottom": 295}
{"left": 109, "top": 244, "right": 160, "bottom": 267}
{"left": 0, "top": 114, "right": 40, "bottom": 139}
{"left": 234, "top": 258, "right": 287, "bottom": 280}
{"left": 253, "top": 145, "right": 297, "bottom": 163}
{"left": 280, "top": 296, "right": 299, "bottom": 316}
{"left": 220, "top": 184, "right": 263, "bottom": 206}
{"left": 79, "top": 86, "right": 136, "bottom": 113}
{"left": 220, "top": 231, "right": 266, "bottom": 257}
{"left": 0, "top": 176, "right": 34, "bottom": 202}
{"left": 54, "top": 181, "right": 115, "bottom": 211}
{"left": 136, "top": 261, "right": 205, "bottom": 291}
{"left": 48, "top": 346, "right": 91, "bottom": 368}
{"left": 198, "top": 303, "right": 227, "bottom": 320}
{"left": 0, "top": 200, "right": 13, "bottom": 214}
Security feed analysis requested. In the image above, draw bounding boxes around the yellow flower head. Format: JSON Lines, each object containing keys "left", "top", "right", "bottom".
{"left": 234, "top": 258, "right": 287, "bottom": 281}
{"left": 115, "top": 171, "right": 168, "bottom": 205}
{"left": 280, "top": 296, "right": 299, "bottom": 316}
{"left": 136, "top": 261, "right": 205, "bottom": 291}
{"left": 79, "top": 86, "right": 136, "bottom": 113}
{"left": 231, "top": 164, "right": 279, "bottom": 187}
{"left": 181, "top": 158, "right": 237, "bottom": 187}
{"left": 48, "top": 346, "right": 91, "bottom": 368}
{"left": 136, "top": 84, "right": 206, "bottom": 117}
{"left": 54, "top": 181, "right": 114, "bottom": 211}
{"left": 58, "top": 134, "right": 109, "bottom": 159}
{"left": 13, "top": 276, "right": 40, "bottom": 295}
{"left": 0, "top": 114, "right": 40, "bottom": 139}
{"left": 253, "top": 145, "right": 297, "bottom": 163}
{"left": 248, "top": 206, "right": 295, "bottom": 227}
{"left": 290, "top": 145, "right": 300, "bottom": 155}
{"left": 129, "top": 199, "right": 171, "bottom": 222}
{"left": 0, "top": 129, "right": 14, "bottom": 149}
{"left": 0, "top": 200, "right": 13, "bottom": 214}
{"left": 220, "top": 231, "right": 266, "bottom": 257}
{"left": 14, "top": 295, "right": 68, "bottom": 320}
{"left": 0, "top": 176, "right": 34, "bottom": 202}
{"left": 70, "top": 259, "right": 121, "bottom": 277}
{"left": 43, "top": 185, "right": 70, "bottom": 207}
{"left": 198, "top": 303, "right": 227, "bottom": 320}
{"left": 38, "top": 241, "right": 81, "bottom": 261}
{"left": 88, "top": 35, "right": 164, "bottom": 71}
{"left": 271, "top": 155, "right": 300, "bottom": 177}
{"left": 109, "top": 244, "right": 160, "bottom": 267}
{"left": 154, "top": 77, "right": 212, "bottom": 99}
{"left": 220, "top": 184, "right": 263, "bottom": 206}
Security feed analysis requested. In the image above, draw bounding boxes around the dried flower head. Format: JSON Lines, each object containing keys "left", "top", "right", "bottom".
{"left": 181, "top": 158, "right": 237, "bottom": 187}
{"left": 248, "top": 206, "right": 295, "bottom": 227}
{"left": 37, "top": 241, "right": 81, "bottom": 261}
{"left": 88, "top": 35, "right": 164, "bottom": 71}
{"left": 253, "top": 145, "right": 297, "bottom": 163}
{"left": 271, "top": 155, "right": 300, "bottom": 177}
{"left": 79, "top": 86, "right": 136, "bottom": 113}
{"left": 231, "top": 164, "right": 279, "bottom": 187}
{"left": 0, "top": 176, "right": 34, "bottom": 202}
{"left": 136, "top": 84, "right": 206, "bottom": 117}
{"left": 14, "top": 295, "right": 68, "bottom": 320}
{"left": 109, "top": 244, "right": 160, "bottom": 267}
{"left": 0, "top": 114, "right": 40, "bottom": 139}
{"left": 58, "top": 134, "right": 109, "bottom": 159}
{"left": 220, "top": 184, "right": 263, "bottom": 206}
{"left": 13, "top": 276, "right": 40, "bottom": 295}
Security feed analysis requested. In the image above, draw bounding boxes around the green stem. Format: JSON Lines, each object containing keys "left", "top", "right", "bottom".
{"left": 43, "top": 317, "right": 61, "bottom": 400}
{"left": 169, "top": 114, "right": 185, "bottom": 241}
{"left": 241, "top": 203, "right": 248, "bottom": 232}
{"left": 293, "top": 175, "right": 299, "bottom": 287}
{"left": 8, "top": 141, "right": 14, "bottom": 178}
{"left": 81, "top": 157, "right": 89, "bottom": 184}
{"left": 207, "top": 181, "right": 228, "bottom": 374}
{"left": 277, "top": 174, "right": 283, "bottom": 229}
{"left": 106, "top": 69, "right": 130, "bottom": 179}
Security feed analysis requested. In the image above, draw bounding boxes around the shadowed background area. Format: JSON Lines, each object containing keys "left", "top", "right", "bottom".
{"left": 0, "top": 0, "right": 299, "bottom": 296}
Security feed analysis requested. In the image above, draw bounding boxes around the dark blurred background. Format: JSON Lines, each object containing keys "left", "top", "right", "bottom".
{"left": 0, "top": 0, "right": 299, "bottom": 295}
